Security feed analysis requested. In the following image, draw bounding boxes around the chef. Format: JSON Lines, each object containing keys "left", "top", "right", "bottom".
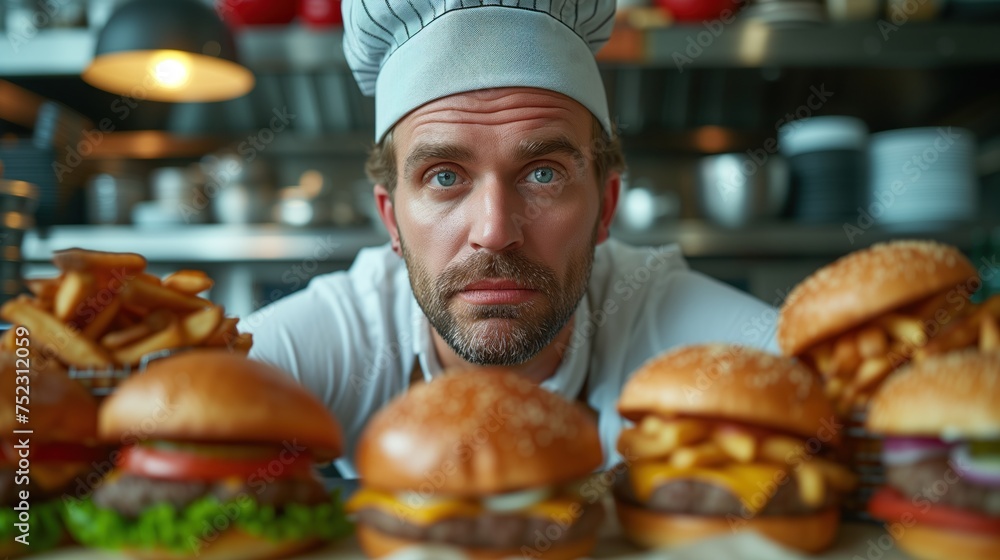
{"left": 242, "top": 0, "right": 778, "bottom": 476}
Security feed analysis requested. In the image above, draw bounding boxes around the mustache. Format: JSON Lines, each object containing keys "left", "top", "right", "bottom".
{"left": 437, "top": 251, "right": 558, "bottom": 298}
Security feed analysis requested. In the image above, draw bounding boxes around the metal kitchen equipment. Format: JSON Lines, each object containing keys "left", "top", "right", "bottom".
{"left": 0, "top": 162, "right": 39, "bottom": 306}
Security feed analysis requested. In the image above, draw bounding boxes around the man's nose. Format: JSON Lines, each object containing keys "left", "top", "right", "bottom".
{"left": 468, "top": 178, "right": 524, "bottom": 252}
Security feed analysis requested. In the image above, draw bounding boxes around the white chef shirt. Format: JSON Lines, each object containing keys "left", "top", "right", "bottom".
{"left": 241, "top": 238, "right": 779, "bottom": 478}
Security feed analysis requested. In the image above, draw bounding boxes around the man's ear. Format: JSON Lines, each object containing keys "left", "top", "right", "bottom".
{"left": 374, "top": 184, "right": 401, "bottom": 256}
{"left": 596, "top": 171, "right": 621, "bottom": 245}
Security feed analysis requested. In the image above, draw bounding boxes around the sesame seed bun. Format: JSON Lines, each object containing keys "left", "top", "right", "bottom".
{"left": 99, "top": 350, "right": 342, "bottom": 460}
{"left": 355, "top": 367, "right": 603, "bottom": 495}
{"left": 123, "top": 531, "right": 322, "bottom": 560}
{"left": 866, "top": 350, "right": 1000, "bottom": 438}
{"left": 889, "top": 522, "right": 1000, "bottom": 560}
{"left": 778, "top": 240, "right": 976, "bottom": 357}
{"left": 0, "top": 353, "right": 97, "bottom": 444}
{"left": 617, "top": 344, "right": 837, "bottom": 443}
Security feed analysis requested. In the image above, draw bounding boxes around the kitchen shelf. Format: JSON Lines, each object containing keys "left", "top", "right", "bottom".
{"left": 22, "top": 222, "right": 996, "bottom": 264}
{"left": 23, "top": 225, "right": 390, "bottom": 263}
{"left": 4, "top": 22, "right": 1000, "bottom": 77}
{"left": 638, "top": 22, "right": 1000, "bottom": 68}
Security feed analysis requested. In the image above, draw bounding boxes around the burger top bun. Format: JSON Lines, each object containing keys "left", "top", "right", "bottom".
{"left": 356, "top": 368, "right": 602, "bottom": 496}
{"left": 618, "top": 344, "right": 837, "bottom": 443}
{"left": 778, "top": 240, "right": 976, "bottom": 357}
{"left": 0, "top": 354, "right": 98, "bottom": 444}
{"left": 100, "top": 349, "right": 343, "bottom": 460}
{"left": 867, "top": 350, "right": 1000, "bottom": 439}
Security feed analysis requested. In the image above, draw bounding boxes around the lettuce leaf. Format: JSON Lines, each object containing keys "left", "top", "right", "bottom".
{"left": 1, "top": 499, "right": 63, "bottom": 553}
{"left": 62, "top": 490, "right": 352, "bottom": 554}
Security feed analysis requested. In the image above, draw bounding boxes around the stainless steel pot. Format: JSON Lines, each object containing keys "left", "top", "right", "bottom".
{"left": 696, "top": 153, "right": 790, "bottom": 228}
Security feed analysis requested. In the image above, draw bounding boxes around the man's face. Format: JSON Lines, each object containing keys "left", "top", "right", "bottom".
{"left": 385, "top": 88, "right": 615, "bottom": 366}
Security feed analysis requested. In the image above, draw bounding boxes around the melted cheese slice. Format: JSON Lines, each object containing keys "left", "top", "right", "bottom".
{"left": 346, "top": 488, "right": 583, "bottom": 526}
{"left": 630, "top": 462, "right": 789, "bottom": 515}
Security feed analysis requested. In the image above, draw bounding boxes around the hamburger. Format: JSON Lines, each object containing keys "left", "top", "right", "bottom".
{"left": 347, "top": 368, "right": 604, "bottom": 559}
{"left": 62, "top": 349, "right": 351, "bottom": 559}
{"left": 614, "top": 344, "right": 856, "bottom": 553}
{"left": 778, "top": 240, "right": 978, "bottom": 415}
{"left": 866, "top": 350, "right": 1000, "bottom": 560}
{"left": 0, "top": 355, "right": 102, "bottom": 557}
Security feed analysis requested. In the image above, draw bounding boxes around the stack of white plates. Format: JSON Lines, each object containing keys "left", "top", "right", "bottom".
{"left": 868, "top": 128, "right": 978, "bottom": 225}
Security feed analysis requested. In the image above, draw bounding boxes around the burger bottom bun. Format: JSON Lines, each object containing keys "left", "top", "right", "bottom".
{"left": 894, "top": 523, "right": 1000, "bottom": 560}
{"left": 123, "top": 531, "right": 321, "bottom": 560}
{"left": 615, "top": 498, "right": 839, "bottom": 554}
{"left": 356, "top": 524, "right": 597, "bottom": 560}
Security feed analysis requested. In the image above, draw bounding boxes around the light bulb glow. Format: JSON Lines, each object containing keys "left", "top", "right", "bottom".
{"left": 151, "top": 56, "right": 190, "bottom": 88}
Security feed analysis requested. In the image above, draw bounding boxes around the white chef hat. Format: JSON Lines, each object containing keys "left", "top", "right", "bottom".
{"left": 343, "top": 0, "right": 616, "bottom": 142}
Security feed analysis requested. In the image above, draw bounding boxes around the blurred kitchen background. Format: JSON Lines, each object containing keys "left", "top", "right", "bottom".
{"left": 1, "top": 0, "right": 999, "bottom": 317}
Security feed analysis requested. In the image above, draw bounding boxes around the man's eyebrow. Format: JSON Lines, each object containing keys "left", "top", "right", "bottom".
{"left": 403, "top": 142, "right": 475, "bottom": 179}
{"left": 516, "top": 136, "right": 587, "bottom": 173}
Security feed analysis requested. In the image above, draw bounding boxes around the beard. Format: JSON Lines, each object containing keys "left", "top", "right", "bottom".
{"left": 402, "top": 231, "right": 596, "bottom": 366}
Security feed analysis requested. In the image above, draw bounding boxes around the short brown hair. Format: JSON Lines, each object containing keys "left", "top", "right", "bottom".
{"left": 365, "top": 115, "right": 626, "bottom": 194}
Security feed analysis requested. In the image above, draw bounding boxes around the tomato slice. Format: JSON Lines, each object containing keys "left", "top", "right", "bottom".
{"left": 118, "top": 443, "right": 314, "bottom": 481}
{"left": 868, "top": 487, "right": 1000, "bottom": 535}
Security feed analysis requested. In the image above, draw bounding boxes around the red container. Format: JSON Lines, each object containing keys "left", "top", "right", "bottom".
{"left": 300, "top": 0, "right": 342, "bottom": 27}
{"left": 216, "top": 0, "right": 297, "bottom": 27}
{"left": 655, "top": 0, "right": 737, "bottom": 21}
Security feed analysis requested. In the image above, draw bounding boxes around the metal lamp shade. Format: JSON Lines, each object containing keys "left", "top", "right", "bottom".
{"left": 82, "top": 0, "right": 254, "bottom": 102}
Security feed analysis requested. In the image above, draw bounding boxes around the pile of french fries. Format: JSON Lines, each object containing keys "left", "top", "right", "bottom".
{"left": 0, "top": 248, "right": 250, "bottom": 378}
{"left": 618, "top": 416, "right": 856, "bottom": 508}
{"left": 804, "top": 292, "right": 1000, "bottom": 415}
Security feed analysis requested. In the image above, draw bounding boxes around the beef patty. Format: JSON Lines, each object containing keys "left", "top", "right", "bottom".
{"left": 92, "top": 473, "right": 329, "bottom": 517}
{"left": 614, "top": 468, "right": 837, "bottom": 516}
{"left": 886, "top": 457, "right": 1000, "bottom": 516}
{"left": 354, "top": 501, "right": 603, "bottom": 549}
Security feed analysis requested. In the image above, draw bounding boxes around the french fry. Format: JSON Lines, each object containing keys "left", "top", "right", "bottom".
{"left": 53, "top": 248, "right": 146, "bottom": 273}
{"left": 759, "top": 435, "right": 806, "bottom": 465}
{"left": 918, "top": 314, "right": 980, "bottom": 359}
{"left": 1, "top": 327, "right": 16, "bottom": 350}
{"left": 795, "top": 463, "right": 826, "bottom": 508}
{"left": 229, "top": 332, "right": 252, "bottom": 354}
{"left": 181, "top": 306, "right": 223, "bottom": 346}
{"left": 81, "top": 297, "right": 122, "bottom": 340}
{"left": 826, "top": 377, "right": 845, "bottom": 400}
{"left": 0, "top": 297, "right": 112, "bottom": 368}
{"left": 854, "top": 357, "right": 893, "bottom": 391}
{"left": 813, "top": 458, "right": 858, "bottom": 492}
{"left": 856, "top": 326, "right": 888, "bottom": 360}
{"left": 879, "top": 314, "right": 928, "bottom": 348}
{"left": 617, "top": 428, "right": 675, "bottom": 460}
{"left": 163, "top": 270, "right": 213, "bottom": 295}
{"left": 101, "top": 322, "right": 153, "bottom": 350}
{"left": 981, "top": 314, "right": 1000, "bottom": 352}
{"left": 809, "top": 342, "right": 835, "bottom": 378}
{"left": 53, "top": 271, "right": 94, "bottom": 322}
{"left": 204, "top": 317, "right": 239, "bottom": 347}
{"left": 25, "top": 277, "right": 60, "bottom": 301}
{"left": 832, "top": 333, "right": 861, "bottom": 379}
{"left": 123, "top": 280, "right": 211, "bottom": 313}
{"left": 136, "top": 273, "right": 162, "bottom": 285}
{"left": 618, "top": 418, "right": 710, "bottom": 460}
{"left": 670, "top": 441, "right": 730, "bottom": 469}
{"left": 647, "top": 418, "right": 710, "bottom": 447}
{"left": 143, "top": 309, "right": 178, "bottom": 332}
{"left": 113, "top": 319, "right": 185, "bottom": 366}
{"left": 712, "top": 429, "right": 756, "bottom": 462}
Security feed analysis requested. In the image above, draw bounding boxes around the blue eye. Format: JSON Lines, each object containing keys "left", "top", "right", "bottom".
{"left": 530, "top": 167, "right": 555, "bottom": 183}
{"left": 435, "top": 171, "right": 457, "bottom": 187}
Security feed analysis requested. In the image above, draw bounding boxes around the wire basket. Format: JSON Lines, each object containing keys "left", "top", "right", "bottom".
{"left": 68, "top": 347, "right": 191, "bottom": 396}
{"left": 843, "top": 408, "right": 884, "bottom": 523}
